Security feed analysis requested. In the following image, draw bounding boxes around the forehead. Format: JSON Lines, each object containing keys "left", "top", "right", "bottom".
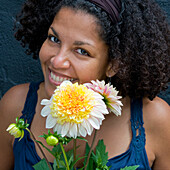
{"left": 52, "top": 7, "right": 103, "bottom": 41}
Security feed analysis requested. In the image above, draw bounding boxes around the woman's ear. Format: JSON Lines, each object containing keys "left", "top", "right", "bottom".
{"left": 106, "top": 59, "right": 119, "bottom": 77}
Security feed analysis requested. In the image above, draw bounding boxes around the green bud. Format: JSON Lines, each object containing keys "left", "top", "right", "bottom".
{"left": 7, "top": 118, "right": 29, "bottom": 141}
{"left": 46, "top": 135, "right": 59, "bottom": 146}
{"left": 7, "top": 124, "right": 22, "bottom": 138}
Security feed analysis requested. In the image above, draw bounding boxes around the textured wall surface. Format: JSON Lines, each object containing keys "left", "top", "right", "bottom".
{"left": 0, "top": 0, "right": 43, "bottom": 98}
{"left": 0, "top": 0, "right": 169, "bottom": 104}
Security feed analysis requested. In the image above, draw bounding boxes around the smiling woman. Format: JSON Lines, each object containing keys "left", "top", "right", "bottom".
{"left": 0, "top": 0, "right": 170, "bottom": 170}
{"left": 40, "top": 8, "right": 110, "bottom": 98}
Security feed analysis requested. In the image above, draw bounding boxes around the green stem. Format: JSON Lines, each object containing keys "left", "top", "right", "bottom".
{"left": 84, "top": 129, "right": 97, "bottom": 170}
{"left": 55, "top": 158, "right": 60, "bottom": 169}
{"left": 73, "top": 139, "right": 77, "bottom": 170}
{"left": 60, "top": 142, "right": 70, "bottom": 170}
{"left": 27, "top": 128, "right": 52, "bottom": 170}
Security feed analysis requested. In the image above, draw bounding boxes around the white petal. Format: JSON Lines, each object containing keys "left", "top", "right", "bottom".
{"left": 53, "top": 124, "right": 59, "bottom": 133}
{"left": 53, "top": 123, "right": 63, "bottom": 135}
{"left": 61, "top": 123, "right": 70, "bottom": 137}
{"left": 60, "top": 81, "right": 72, "bottom": 90}
{"left": 69, "top": 124, "right": 77, "bottom": 138}
{"left": 6, "top": 124, "right": 15, "bottom": 131}
{"left": 82, "top": 120, "right": 93, "bottom": 136}
{"left": 88, "top": 116, "right": 100, "bottom": 130}
{"left": 41, "top": 99, "right": 51, "bottom": 105}
{"left": 46, "top": 114, "right": 57, "bottom": 128}
{"left": 95, "top": 99, "right": 107, "bottom": 107}
{"left": 92, "top": 91, "right": 104, "bottom": 99}
{"left": 77, "top": 124, "right": 81, "bottom": 137}
{"left": 94, "top": 105, "right": 109, "bottom": 114}
{"left": 78, "top": 124, "right": 87, "bottom": 137}
{"left": 110, "top": 105, "right": 122, "bottom": 116}
{"left": 99, "top": 119, "right": 103, "bottom": 125}
{"left": 66, "top": 133, "right": 71, "bottom": 138}
{"left": 83, "top": 83, "right": 92, "bottom": 87}
{"left": 41, "top": 106, "right": 51, "bottom": 117}
{"left": 90, "top": 110, "right": 105, "bottom": 119}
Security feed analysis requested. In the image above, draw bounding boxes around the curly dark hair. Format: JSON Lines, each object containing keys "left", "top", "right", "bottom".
{"left": 14, "top": 0, "right": 170, "bottom": 100}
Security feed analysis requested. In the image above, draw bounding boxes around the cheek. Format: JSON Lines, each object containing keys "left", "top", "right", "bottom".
{"left": 39, "top": 41, "right": 50, "bottom": 63}
{"left": 78, "top": 61, "right": 108, "bottom": 82}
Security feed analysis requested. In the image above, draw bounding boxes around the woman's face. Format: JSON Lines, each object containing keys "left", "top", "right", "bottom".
{"left": 39, "top": 7, "right": 111, "bottom": 98}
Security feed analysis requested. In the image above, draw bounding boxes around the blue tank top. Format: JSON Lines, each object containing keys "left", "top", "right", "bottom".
{"left": 13, "top": 82, "right": 151, "bottom": 170}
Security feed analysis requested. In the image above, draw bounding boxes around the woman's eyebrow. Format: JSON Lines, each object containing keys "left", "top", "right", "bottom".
{"left": 73, "top": 41, "right": 93, "bottom": 46}
{"left": 50, "top": 27, "right": 93, "bottom": 47}
{"left": 50, "top": 27, "right": 59, "bottom": 37}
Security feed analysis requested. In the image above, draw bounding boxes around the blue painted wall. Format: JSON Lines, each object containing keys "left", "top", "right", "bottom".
{"left": 0, "top": 0, "right": 169, "bottom": 104}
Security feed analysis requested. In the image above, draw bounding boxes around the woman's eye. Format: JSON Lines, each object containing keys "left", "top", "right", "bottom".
{"left": 75, "top": 49, "right": 90, "bottom": 56}
{"left": 48, "top": 35, "right": 60, "bottom": 44}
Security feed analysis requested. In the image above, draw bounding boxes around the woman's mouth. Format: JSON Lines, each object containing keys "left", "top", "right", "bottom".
{"left": 49, "top": 71, "right": 76, "bottom": 85}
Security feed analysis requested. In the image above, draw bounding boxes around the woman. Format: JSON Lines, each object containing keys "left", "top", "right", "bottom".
{"left": 0, "top": 0, "right": 169, "bottom": 169}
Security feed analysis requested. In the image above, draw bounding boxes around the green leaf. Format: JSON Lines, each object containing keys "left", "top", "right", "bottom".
{"left": 35, "top": 140, "right": 55, "bottom": 156}
{"left": 95, "top": 149, "right": 102, "bottom": 166}
{"left": 53, "top": 158, "right": 66, "bottom": 169}
{"left": 53, "top": 159, "right": 58, "bottom": 170}
{"left": 95, "top": 140, "right": 108, "bottom": 166}
{"left": 41, "top": 133, "right": 50, "bottom": 139}
{"left": 76, "top": 136, "right": 88, "bottom": 142}
{"left": 59, "top": 160, "right": 66, "bottom": 167}
{"left": 70, "top": 156, "right": 86, "bottom": 170}
{"left": 62, "top": 137, "right": 73, "bottom": 145}
{"left": 52, "top": 144, "right": 62, "bottom": 157}
{"left": 16, "top": 117, "right": 19, "bottom": 123}
{"left": 33, "top": 158, "right": 50, "bottom": 170}
{"left": 68, "top": 154, "right": 74, "bottom": 166}
{"left": 120, "top": 165, "right": 140, "bottom": 170}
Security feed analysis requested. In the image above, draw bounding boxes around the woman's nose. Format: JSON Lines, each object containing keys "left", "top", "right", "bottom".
{"left": 50, "top": 51, "right": 70, "bottom": 69}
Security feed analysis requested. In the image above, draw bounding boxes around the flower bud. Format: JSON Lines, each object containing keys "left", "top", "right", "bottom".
{"left": 46, "top": 135, "right": 58, "bottom": 146}
{"left": 6, "top": 123, "right": 22, "bottom": 138}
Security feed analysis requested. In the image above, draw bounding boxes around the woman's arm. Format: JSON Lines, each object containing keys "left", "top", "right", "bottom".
{"left": 0, "top": 84, "right": 29, "bottom": 170}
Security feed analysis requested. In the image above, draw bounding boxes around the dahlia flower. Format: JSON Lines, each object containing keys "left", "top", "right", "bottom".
{"left": 84, "top": 80, "right": 123, "bottom": 116}
{"left": 41, "top": 81, "right": 108, "bottom": 138}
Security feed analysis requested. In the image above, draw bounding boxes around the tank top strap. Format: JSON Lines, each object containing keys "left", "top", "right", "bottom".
{"left": 130, "top": 98, "right": 146, "bottom": 161}
{"left": 21, "top": 82, "right": 41, "bottom": 128}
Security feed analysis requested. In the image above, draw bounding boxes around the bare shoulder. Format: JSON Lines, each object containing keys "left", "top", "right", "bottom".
{"left": 0, "top": 83, "right": 30, "bottom": 122}
{"left": 0, "top": 83, "right": 30, "bottom": 132}
{"left": 143, "top": 97, "right": 170, "bottom": 169}
{"left": 143, "top": 96, "right": 170, "bottom": 127}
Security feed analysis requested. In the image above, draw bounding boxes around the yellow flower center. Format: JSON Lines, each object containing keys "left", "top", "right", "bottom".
{"left": 50, "top": 83, "right": 95, "bottom": 124}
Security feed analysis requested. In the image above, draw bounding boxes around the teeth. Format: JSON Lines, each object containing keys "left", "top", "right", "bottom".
{"left": 56, "top": 76, "right": 60, "bottom": 81}
{"left": 60, "top": 77, "right": 64, "bottom": 81}
{"left": 50, "top": 72, "right": 74, "bottom": 82}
